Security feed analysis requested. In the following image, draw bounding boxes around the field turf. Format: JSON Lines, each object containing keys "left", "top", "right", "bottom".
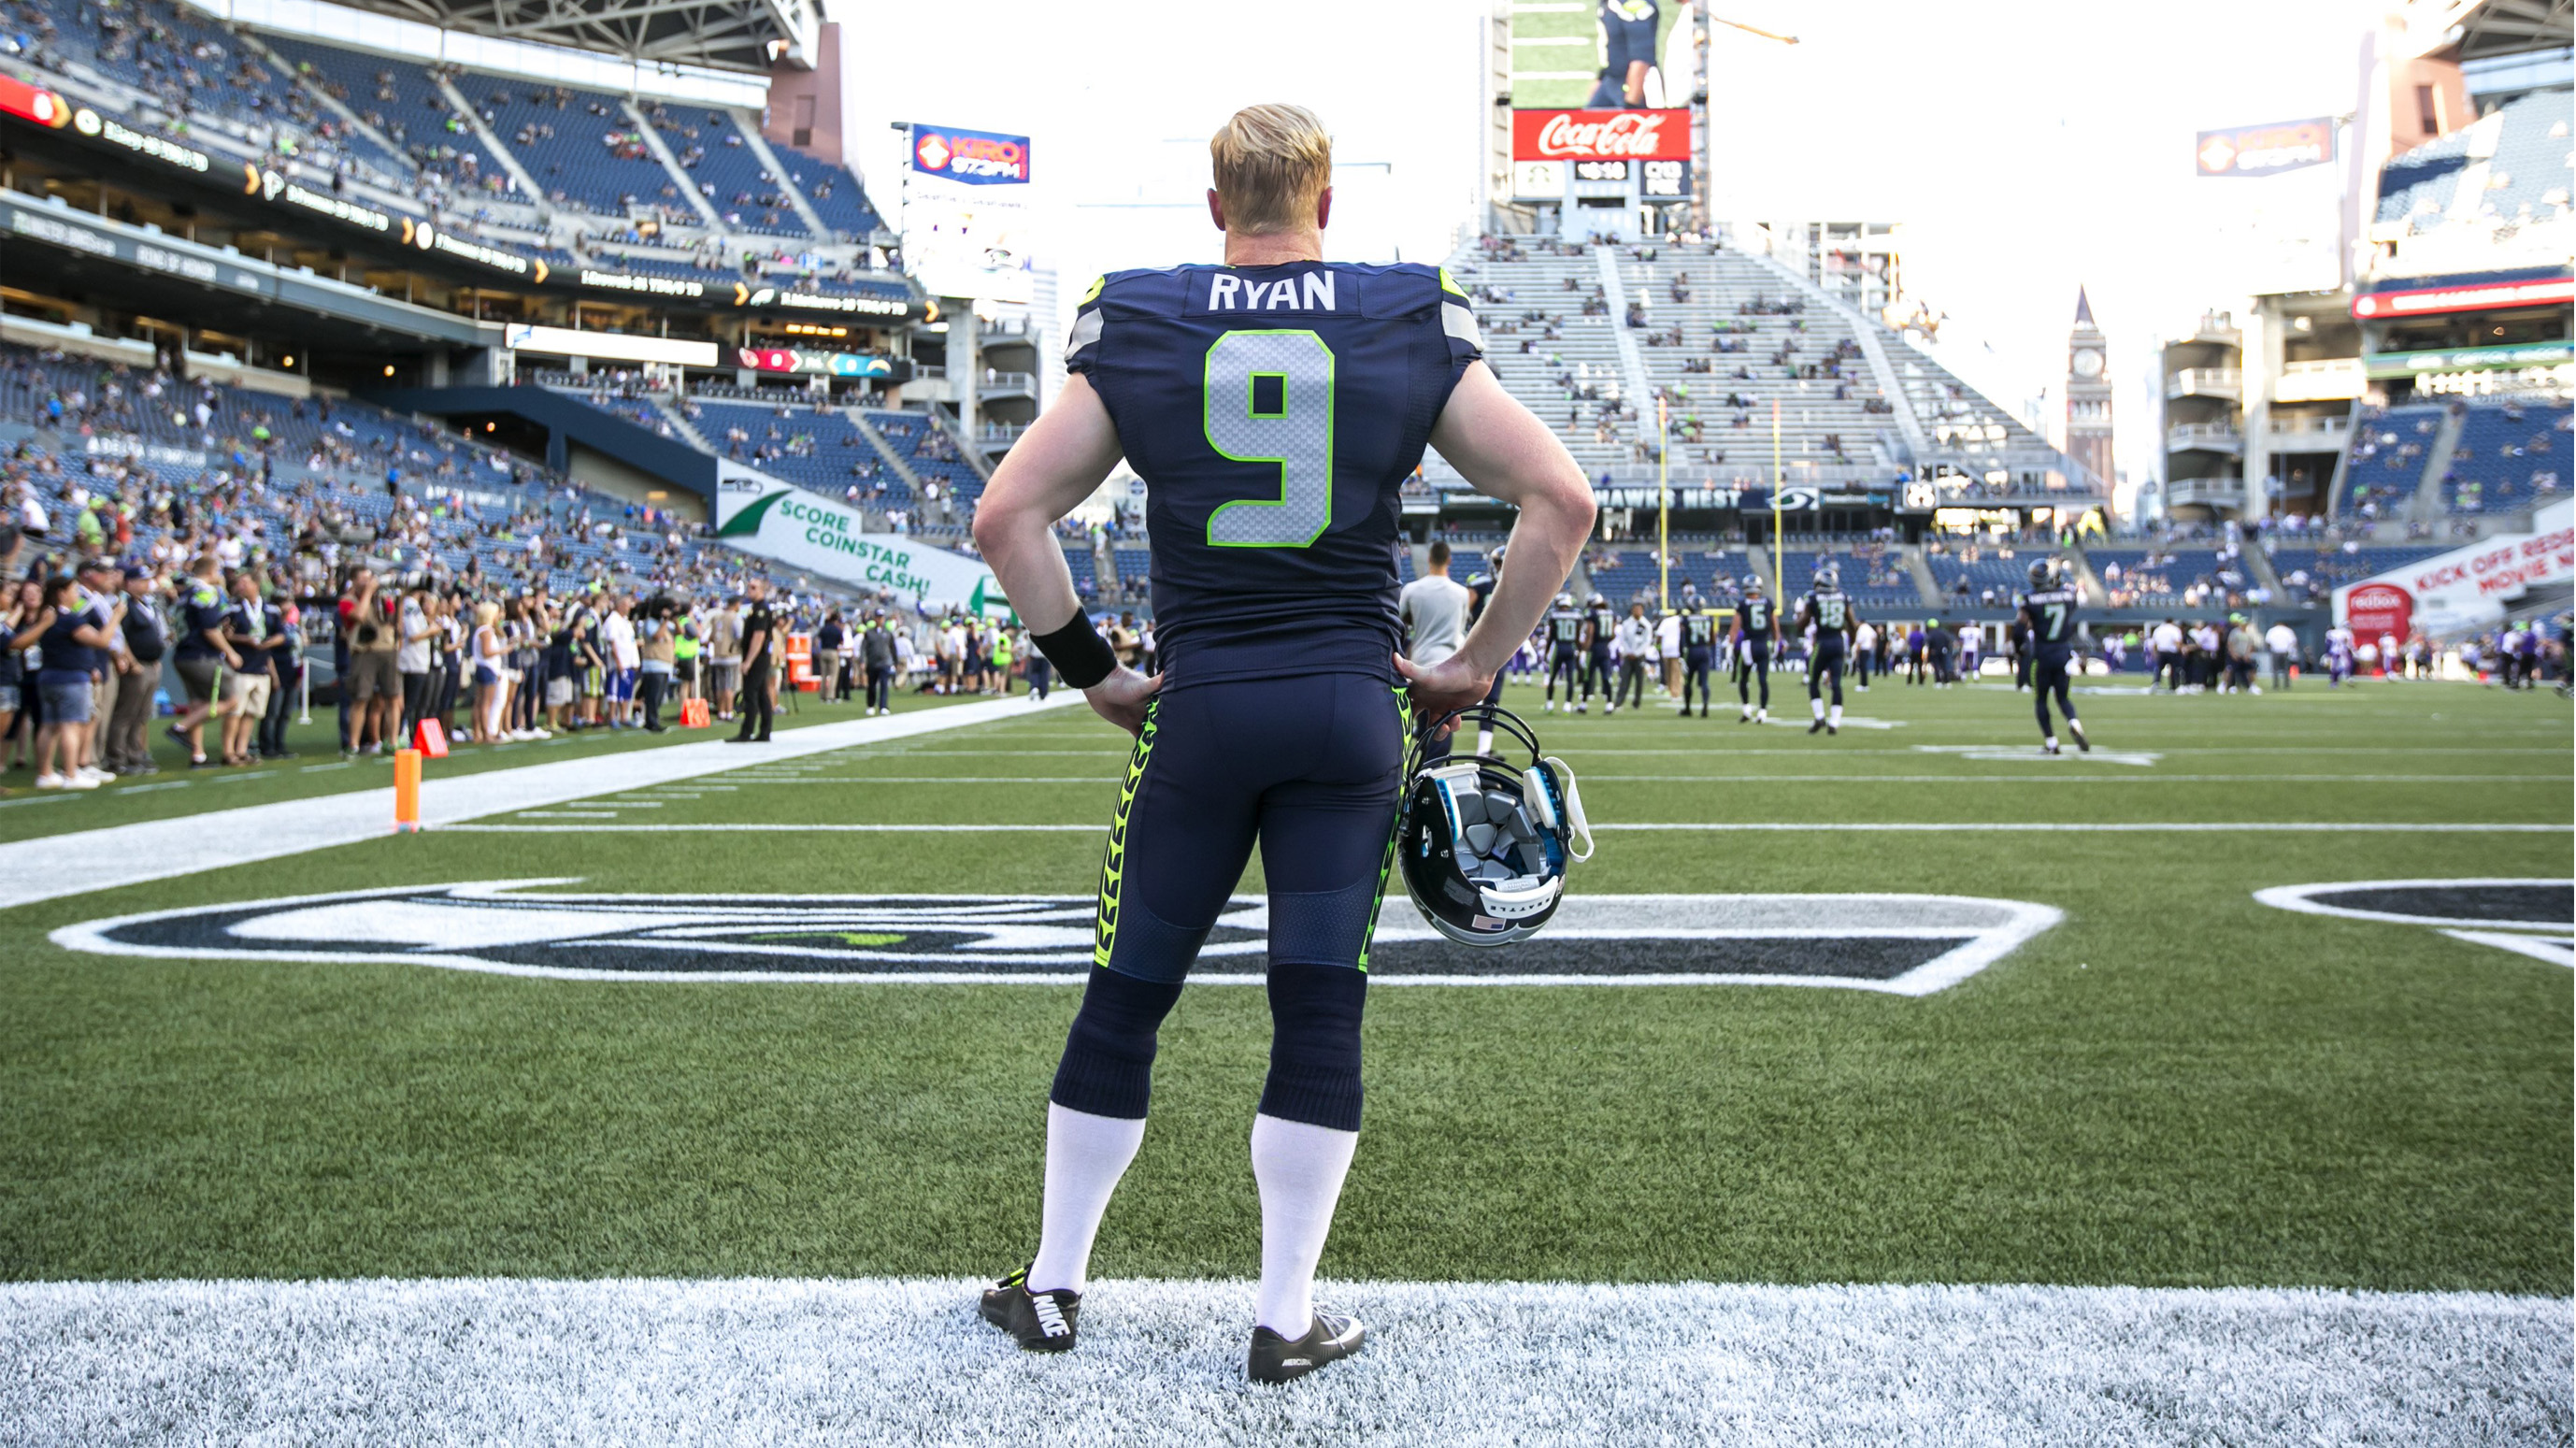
{"left": 2, "top": 674, "right": 2566, "bottom": 1300}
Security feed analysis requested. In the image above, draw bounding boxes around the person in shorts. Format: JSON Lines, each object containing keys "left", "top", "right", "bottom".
{"left": 166, "top": 555, "right": 240, "bottom": 768}
{"left": 338, "top": 568, "right": 402, "bottom": 755}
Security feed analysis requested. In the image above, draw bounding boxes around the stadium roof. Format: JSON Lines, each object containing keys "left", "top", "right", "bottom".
{"left": 330, "top": 0, "right": 816, "bottom": 73}
{"left": 2426, "top": 0, "right": 2574, "bottom": 61}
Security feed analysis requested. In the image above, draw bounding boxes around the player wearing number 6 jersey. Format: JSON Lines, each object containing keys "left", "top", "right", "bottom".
{"left": 966, "top": 105, "right": 1596, "bottom": 1385}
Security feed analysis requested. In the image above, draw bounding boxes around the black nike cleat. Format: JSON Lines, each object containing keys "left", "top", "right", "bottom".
{"left": 2071, "top": 723, "right": 2091, "bottom": 753}
{"left": 1808, "top": 719, "right": 1825, "bottom": 734}
{"left": 980, "top": 1266, "right": 1080, "bottom": 1352}
{"left": 1826, "top": 724, "right": 1838, "bottom": 736}
{"left": 1248, "top": 1310, "right": 1366, "bottom": 1383}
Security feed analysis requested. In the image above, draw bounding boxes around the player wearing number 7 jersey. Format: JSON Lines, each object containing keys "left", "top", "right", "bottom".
{"left": 966, "top": 105, "right": 1596, "bottom": 1384}
{"left": 2016, "top": 560, "right": 2090, "bottom": 755}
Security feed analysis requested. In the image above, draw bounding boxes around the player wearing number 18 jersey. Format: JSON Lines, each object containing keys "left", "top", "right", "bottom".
{"left": 2016, "top": 561, "right": 2090, "bottom": 754}
{"left": 1797, "top": 566, "right": 1861, "bottom": 736}
{"left": 966, "top": 105, "right": 1596, "bottom": 1384}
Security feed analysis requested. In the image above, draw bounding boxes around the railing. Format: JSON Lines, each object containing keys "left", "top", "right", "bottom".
{"left": 2167, "top": 422, "right": 2244, "bottom": 452}
{"left": 2265, "top": 415, "right": 2353, "bottom": 445}
{"left": 2166, "top": 476, "right": 2248, "bottom": 508}
{"left": 977, "top": 423, "right": 1028, "bottom": 446}
{"left": 2167, "top": 367, "right": 2243, "bottom": 401}
{"left": 979, "top": 371, "right": 1038, "bottom": 395}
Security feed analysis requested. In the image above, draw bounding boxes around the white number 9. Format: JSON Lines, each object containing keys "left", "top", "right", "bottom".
{"left": 1202, "top": 329, "right": 1336, "bottom": 548}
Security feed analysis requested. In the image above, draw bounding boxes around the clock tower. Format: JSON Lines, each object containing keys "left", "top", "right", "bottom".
{"left": 2065, "top": 286, "right": 2114, "bottom": 490}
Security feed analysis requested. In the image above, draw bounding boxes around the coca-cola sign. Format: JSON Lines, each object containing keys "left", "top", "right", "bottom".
{"left": 1512, "top": 108, "right": 1691, "bottom": 163}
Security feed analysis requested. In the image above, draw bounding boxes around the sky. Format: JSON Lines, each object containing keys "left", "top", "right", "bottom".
{"left": 823, "top": 0, "right": 2387, "bottom": 486}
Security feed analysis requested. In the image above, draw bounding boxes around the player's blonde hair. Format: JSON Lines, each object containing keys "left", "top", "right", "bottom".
{"left": 1209, "top": 104, "right": 1332, "bottom": 235}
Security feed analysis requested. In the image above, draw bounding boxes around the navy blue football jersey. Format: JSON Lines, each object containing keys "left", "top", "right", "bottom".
{"left": 1585, "top": 605, "right": 1618, "bottom": 648}
{"left": 1736, "top": 596, "right": 1775, "bottom": 638}
{"left": 1465, "top": 571, "right": 1496, "bottom": 625}
{"left": 1682, "top": 613, "right": 1718, "bottom": 650}
{"left": 2020, "top": 585, "right": 2080, "bottom": 647}
{"left": 1547, "top": 609, "right": 1583, "bottom": 648}
{"left": 1065, "top": 260, "right": 1481, "bottom": 685}
{"left": 1802, "top": 588, "right": 1853, "bottom": 637}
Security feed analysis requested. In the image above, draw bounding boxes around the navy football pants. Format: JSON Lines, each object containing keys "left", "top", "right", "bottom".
{"left": 1052, "top": 673, "right": 1406, "bottom": 1132}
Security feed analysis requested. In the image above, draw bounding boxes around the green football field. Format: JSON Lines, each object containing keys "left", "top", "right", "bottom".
{"left": 1, "top": 674, "right": 2567, "bottom": 1442}
{"left": 0, "top": 675, "right": 2565, "bottom": 1290}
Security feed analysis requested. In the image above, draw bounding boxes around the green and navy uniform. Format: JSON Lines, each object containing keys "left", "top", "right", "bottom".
{"left": 1544, "top": 607, "right": 1583, "bottom": 700}
{"left": 1581, "top": 601, "right": 1617, "bottom": 703}
{"left": 1054, "top": 258, "right": 1481, "bottom": 1132}
{"left": 1800, "top": 586, "right": 1856, "bottom": 707}
{"left": 1680, "top": 610, "right": 1717, "bottom": 711}
{"left": 2018, "top": 583, "right": 2082, "bottom": 738}
{"left": 1732, "top": 595, "right": 1776, "bottom": 710}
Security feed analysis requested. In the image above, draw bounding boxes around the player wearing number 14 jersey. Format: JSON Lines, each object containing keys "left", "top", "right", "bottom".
{"left": 964, "top": 106, "right": 1596, "bottom": 1384}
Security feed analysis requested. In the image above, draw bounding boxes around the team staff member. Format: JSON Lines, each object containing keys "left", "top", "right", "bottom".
{"left": 727, "top": 581, "right": 777, "bottom": 743}
{"left": 1398, "top": 539, "right": 1470, "bottom": 760}
{"left": 861, "top": 610, "right": 899, "bottom": 714}
{"left": 105, "top": 561, "right": 165, "bottom": 776}
{"left": 1730, "top": 576, "right": 1778, "bottom": 724}
{"left": 966, "top": 104, "right": 1594, "bottom": 1384}
{"left": 1612, "top": 601, "right": 1654, "bottom": 712}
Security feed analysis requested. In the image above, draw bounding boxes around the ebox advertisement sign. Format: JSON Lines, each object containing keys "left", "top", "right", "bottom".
{"left": 908, "top": 123, "right": 1030, "bottom": 185}
{"left": 1510, "top": 108, "right": 1690, "bottom": 163}
{"left": 2194, "top": 117, "right": 2335, "bottom": 178}
{"left": 2340, "top": 582, "right": 2411, "bottom": 641}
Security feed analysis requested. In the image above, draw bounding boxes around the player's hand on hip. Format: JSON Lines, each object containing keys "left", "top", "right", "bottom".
{"left": 1395, "top": 652, "right": 1495, "bottom": 736}
{"left": 1084, "top": 665, "right": 1162, "bottom": 738}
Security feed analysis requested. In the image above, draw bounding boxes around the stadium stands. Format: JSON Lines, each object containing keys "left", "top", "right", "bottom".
{"left": 2082, "top": 549, "right": 2249, "bottom": 609}
{"left": 1777, "top": 547, "right": 1921, "bottom": 612}
{"left": 2439, "top": 397, "right": 2571, "bottom": 514}
{"left": 2373, "top": 91, "right": 2570, "bottom": 236}
{"left": 1922, "top": 547, "right": 2049, "bottom": 609}
{"left": 2340, "top": 404, "right": 2446, "bottom": 518}
{"left": 639, "top": 101, "right": 809, "bottom": 237}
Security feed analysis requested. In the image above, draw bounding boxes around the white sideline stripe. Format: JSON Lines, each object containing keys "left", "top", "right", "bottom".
{"left": 0, "top": 695, "right": 1080, "bottom": 910}
{"left": 704, "top": 773, "right": 2563, "bottom": 786}
{"left": 0, "top": 1279, "right": 2561, "bottom": 1446}
{"left": 440, "top": 822, "right": 2572, "bottom": 836}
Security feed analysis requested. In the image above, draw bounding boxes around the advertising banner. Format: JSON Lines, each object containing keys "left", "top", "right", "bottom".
{"left": 733, "top": 347, "right": 906, "bottom": 379}
{"left": 2352, "top": 274, "right": 2575, "bottom": 321}
{"left": 2332, "top": 500, "right": 2574, "bottom": 637}
{"left": 714, "top": 467, "right": 1009, "bottom": 613}
{"left": 2194, "top": 118, "right": 2336, "bottom": 177}
{"left": 903, "top": 121, "right": 1035, "bottom": 304}
{"left": 1510, "top": 108, "right": 1690, "bottom": 162}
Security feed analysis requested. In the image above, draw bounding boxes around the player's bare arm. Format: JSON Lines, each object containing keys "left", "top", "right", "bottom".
{"left": 969, "top": 373, "right": 1158, "bottom": 736}
{"left": 1395, "top": 362, "right": 1596, "bottom": 723}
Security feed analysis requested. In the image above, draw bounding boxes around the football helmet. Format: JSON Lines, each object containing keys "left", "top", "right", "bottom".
{"left": 1586, "top": 592, "right": 1607, "bottom": 608}
{"left": 2027, "top": 560, "right": 2054, "bottom": 588}
{"left": 1554, "top": 591, "right": 1575, "bottom": 609}
{"left": 1743, "top": 574, "right": 1764, "bottom": 594}
{"left": 1395, "top": 704, "right": 1593, "bottom": 947}
{"left": 1814, "top": 563, "right": 1839, "bottom": 589}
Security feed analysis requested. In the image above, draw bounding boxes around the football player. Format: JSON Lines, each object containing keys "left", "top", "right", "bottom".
{"left": 1581, "top": 591, "right": 1618, "bottom": 713}
{"left": 1730, "top": 574, "right": 1778, "bottom": 724}
{"left": 1797, "top": 563, "right": 1859, "bottom": 735}
{"left": 2016, "top": 560, "right": 2090, "bottom": 754}
{"left": 1542, "top": 591, "right": 1583, "bottom": 710}
{"left": 965, "top": 105, "right": 1595, "bottom": 1385}
{"left": 1678, "top": 603, "right": 1718, "bottom": 717}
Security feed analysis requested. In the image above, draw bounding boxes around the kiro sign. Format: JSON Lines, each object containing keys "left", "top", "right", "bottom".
{"left": 908, "top": 123, "right": 1030, "bottom": 185}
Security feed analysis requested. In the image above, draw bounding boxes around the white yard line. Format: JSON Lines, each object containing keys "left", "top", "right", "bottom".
{"left": 441, "top": 821, "right": 2572, "bottom": 836}
{"left": 0, "top": 1278, "right": 2559, "bottom": 1447}
{"left": 0, "top": 696, "right": 1078, "bottom": 911}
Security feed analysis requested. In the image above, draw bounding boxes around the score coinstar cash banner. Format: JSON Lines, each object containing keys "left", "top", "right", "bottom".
{"left": 714, "top": 467, "right": 1010, "bottom": 617}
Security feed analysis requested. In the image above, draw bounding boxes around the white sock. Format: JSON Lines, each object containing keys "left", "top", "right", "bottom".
{"left": 1829, "top": 704, "right": 1842, "bottom": 725}
{"left": 1810, "top": 697, "right": 1825, "bottom": 720}
{"left": 1027, "top": 1104, "right": 1147, "bottom": 1295}
{"left": 1250, "top": 1113, "right": 1359, "bottom": 1335}
{"left": 1475, "top": 728, "right": 1494, "bottom": 756}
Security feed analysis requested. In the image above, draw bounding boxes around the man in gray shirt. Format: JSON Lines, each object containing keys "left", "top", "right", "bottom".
{"left": 1398, "top": 539, "right": 1472, "bottom": 667}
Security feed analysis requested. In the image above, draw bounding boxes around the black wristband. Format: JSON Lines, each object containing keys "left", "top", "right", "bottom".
{"left": 1032, "top": 614, "right": 1119, "bottom": 689}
